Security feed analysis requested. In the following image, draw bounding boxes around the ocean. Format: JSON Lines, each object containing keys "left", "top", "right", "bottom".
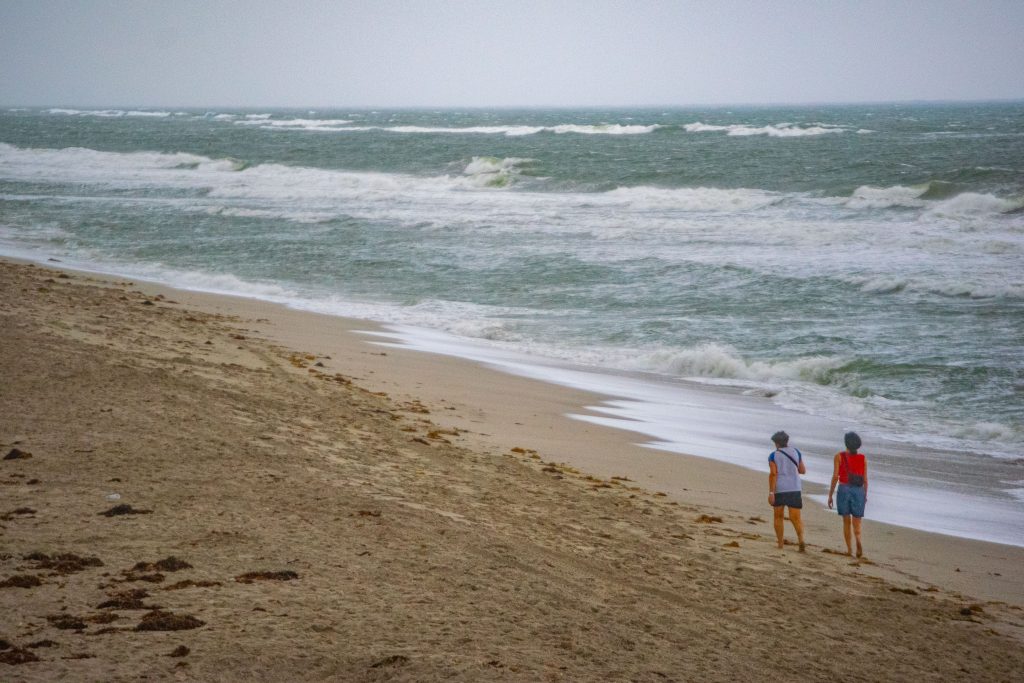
{"left": 1, "top": 104, "right": 1022, "bottom": 545}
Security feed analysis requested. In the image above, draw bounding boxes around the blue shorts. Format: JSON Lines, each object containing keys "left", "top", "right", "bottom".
{"left": 836, "top": 484, "right": 865, "bottom": 518}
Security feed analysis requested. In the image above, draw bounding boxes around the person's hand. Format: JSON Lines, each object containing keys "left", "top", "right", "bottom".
{"left": 768, "top": 492, "right": 775, "bottom": 506}
{"left": 827, "top": 494, "right": 834, "bottom": 509}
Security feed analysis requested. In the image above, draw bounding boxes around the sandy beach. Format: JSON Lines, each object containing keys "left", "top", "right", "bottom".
{"left": 2, "top": 257, "right": 1023, "bottom": 682}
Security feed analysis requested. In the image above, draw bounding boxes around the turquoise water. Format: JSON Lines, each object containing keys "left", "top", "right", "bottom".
{"left": 1, "top": 104, "right": 1023, "bottom": 543}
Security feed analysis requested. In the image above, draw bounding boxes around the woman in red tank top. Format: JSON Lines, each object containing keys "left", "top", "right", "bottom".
{"left": 827, "top": 432, "right": 869, "bottom": 557}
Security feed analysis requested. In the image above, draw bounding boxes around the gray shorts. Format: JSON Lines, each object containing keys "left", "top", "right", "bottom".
{"left": 772, "top": 491, "right": 803, "bottom": 509}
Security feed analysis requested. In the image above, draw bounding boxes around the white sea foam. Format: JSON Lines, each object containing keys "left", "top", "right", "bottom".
{"left": 846, "top": 184, "right": 928, "bottom": 209}
{"left": 954, "top": 422, "right": 1018, "bottom": 443}
{"left": 459, "top": 156, "right": 535, "bottom": 188}
{"left": 629, "top": 343, "right": 845, "bottom": 384}
{"left": 683, "top": 122, "right": 845, "bottom": 137}
{"left": 844, "top": 272, "right": 1024, "bottom": 300}
{"left": 234, "top": 117, "right": 354, "bottom": 130}
{"left": 924, "top": 192, "right": 1024, "bottom": 218}
{"left": 124, "top": 110, "right": 172, "bottom": 118}
{"left": 204, "top": 206, "right": 337, "bottom": 224}
{"left": 234, "top": 122, "right": 660, "bottom": 136}
{"left": 849, "top": 275, "right": 908, "bottom": 294}
{"left": 387, "top": 123, "right": 660, "bottom": 136}
{"left": 46, "top": 109, "right": 173, "bottom": 120}
{"left": 602, "top": 185, "right": 782, "bottom": 212}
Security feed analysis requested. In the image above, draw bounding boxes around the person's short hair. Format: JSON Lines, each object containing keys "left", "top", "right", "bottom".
{"left": 771, "top": 430, "right": 789, "bottom": 447}
{"left": 844, "top": 431, "right": 862, "bottom": 452}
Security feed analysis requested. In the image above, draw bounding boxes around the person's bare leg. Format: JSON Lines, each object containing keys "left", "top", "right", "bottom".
{"left": 842, "top": 515, "right": 852, "bottom": 555}
{"left": 853, "top": 517, "right": 863, "bottom": 557}
{"left": 789, "top": 507, "right": 805, "bottom": 551}
{"left": 773, "top": 506, "right": 785, "bottom": 548}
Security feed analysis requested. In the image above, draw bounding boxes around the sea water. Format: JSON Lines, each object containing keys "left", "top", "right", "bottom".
{"left": 1, "top": 104, "right": 1022, "bottom": 545}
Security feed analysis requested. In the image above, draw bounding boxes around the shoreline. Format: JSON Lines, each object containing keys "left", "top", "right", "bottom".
{"left": 4, "top": 252, "right": 1022, "bottom": 548}
{"left": 7, "top": 255, "right": 1021, "bottom": 605}
{"left": 3, "top": 257, "right": 1023, "bottom": 680}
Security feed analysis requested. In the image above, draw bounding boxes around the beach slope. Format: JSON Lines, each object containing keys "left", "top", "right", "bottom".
{"left": 1, "top": 260, "right": 1022, "bottom": 681}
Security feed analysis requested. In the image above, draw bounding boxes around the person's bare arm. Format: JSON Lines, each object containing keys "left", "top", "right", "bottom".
{"left": 768, "top": 461, "right": 778, "bottom": 506}
{"left": 863, "top": 458, "right": 868, "bottom": 502}
{"left": 798, "top": 454, "right": 807, "bottom": 475}
{"left": 827, "top": 453, "right": 840, "bottom": 509}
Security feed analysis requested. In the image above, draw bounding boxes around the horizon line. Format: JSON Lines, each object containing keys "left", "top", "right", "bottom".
{"left": 5, "top": 97, "right": 1024, "bottom": 111}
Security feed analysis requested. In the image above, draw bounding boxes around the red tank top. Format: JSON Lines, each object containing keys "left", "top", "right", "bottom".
{"left": 838, "top": 452, "right": 866, "bottom": 484}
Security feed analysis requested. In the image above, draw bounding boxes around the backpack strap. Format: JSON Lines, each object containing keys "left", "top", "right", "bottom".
{"left": 777, "top": 448, "right": 800, "bottom": 469}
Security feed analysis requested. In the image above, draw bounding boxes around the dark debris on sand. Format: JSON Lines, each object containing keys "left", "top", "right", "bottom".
{"left": 234, "top": 570, "right": 299, "bottom": 584}
{"left": 99, "top": 504, "right": 153, "bottom": 517}
{"left": 0, "top": 647, "right": 40, "bottom": 665}
{"left": 119, "top": 572, "right": 165, "bottom": 583}
{"left": 163, "top": 579, "right": 220, "bottom": 590}
{"left": 24, "top": 551, "right": 103, "bottom": 575}
{"left": 131, "top": 556, "right": 192, "bottom": 573}
{"left": 27, "top": 640, "right": 58, "bottom": 649}
{"left": 1, "top": 507, "right": 36, "bottom": 520}
{"left": 370, "top": 654, "right": 410, "bottom": 669}
{"left": 47, "top": 614, "right": 87, "bottom": 631}
{"left": 0, "top": 574, "right": 42, "bottom": 589}
{"left": 167, "top": 645, "right": 190, "bottom": 657}
{"left": 134, "top": 610, "right": 205, "bottom": 632}
{"left": 3, "top": 448, "right": 32, "bottom": 460}
{"left": 98, "top": 588, "right": 157, "bottom": 610}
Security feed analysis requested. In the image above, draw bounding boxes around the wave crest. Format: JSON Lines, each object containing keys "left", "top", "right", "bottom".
{"left": 634, "top": 344, "right": 847, "bottom": 384}
{"left": 46, "top": 108, "right": 172, "bottom": 118}
{"left": 460, "top": 157, "right": 535, "bottom": 188}
{"left": 846, "top": 184, "right": 928, "bottom": 209}
{"left": 846, "top": 184, "right": 1024, "bottom": 215}
{"left": 683, "top": 122, "right": 846, "bottom": 137}
{"left": 603, "top": 186, "right": 782, "bottom": 212}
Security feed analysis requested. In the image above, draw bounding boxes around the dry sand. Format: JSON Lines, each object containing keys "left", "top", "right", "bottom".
{"left": 1, "top": 258, "right": 1023, "bottom": 682}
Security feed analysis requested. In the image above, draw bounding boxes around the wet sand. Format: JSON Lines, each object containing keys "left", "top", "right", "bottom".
{"left": 2, "top": 258, "right": 1022, "bottom": 681}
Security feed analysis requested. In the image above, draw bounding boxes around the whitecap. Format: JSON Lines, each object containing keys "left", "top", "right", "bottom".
{"left": 629, "top": 343, "right": 846, "bottom": 384}
{"left": 602, "top": 185, "right": 782, "bottom": 212}
{"left": 846, "top": 184, "right": 928, "bottom": 209}
{"left": 953, "top": 422, "right": 1018, "bottom": 442}
{"left": 924, "top": 192, "right": 1024, "bottom": 218}
{"left": 234, "top": 117, "right": 354, "bottom": 129}
{"left": 683, "top": 122, "right": 846, "bottom": 137}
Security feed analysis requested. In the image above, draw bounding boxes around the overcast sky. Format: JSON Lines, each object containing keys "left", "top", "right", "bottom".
{"left": 2, "top": 0, "right": 1023, "bottom": 108}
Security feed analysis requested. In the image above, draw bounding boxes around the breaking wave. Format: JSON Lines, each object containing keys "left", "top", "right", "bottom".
{"left": 846, "top": 184, "right": 928, "bottom": 209}
{"left": 232, "top": 122, "right": 661, "bottom": 136}
{"left": 845, "top": 274, "right": 1024, "bottom": 300}
{"left": 846, "top": 184, "right": 1024, "bottom": 215}
{"left": 233, "top": 117, "right": 354, "bottom": 131}
{"left": 631, "top": 343, "right": 848, "bottom": 385}
{"left": 602, "top": 185, "right": 783, "bottom": 212}
{"left": 459, "top": 156, "right": 536, "bottom": 188}
{"left": 46, "top": 108, "right": 172, "bottom": 118}
{"left": 683, "top": 122, "right": 846, "bottom": 137}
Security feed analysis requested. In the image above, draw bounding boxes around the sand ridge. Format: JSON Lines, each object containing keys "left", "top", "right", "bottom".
{"left": 1, "top": 260, "right": 1023, "bottom": 681}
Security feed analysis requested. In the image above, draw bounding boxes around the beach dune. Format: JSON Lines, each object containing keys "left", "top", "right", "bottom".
{"left": 1, "top": 259, "right": 1022, "bottom": 682}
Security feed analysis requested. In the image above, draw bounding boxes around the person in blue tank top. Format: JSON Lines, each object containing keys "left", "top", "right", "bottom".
{"left": 768, "top": 430, "right": 807, "bottom": 551}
